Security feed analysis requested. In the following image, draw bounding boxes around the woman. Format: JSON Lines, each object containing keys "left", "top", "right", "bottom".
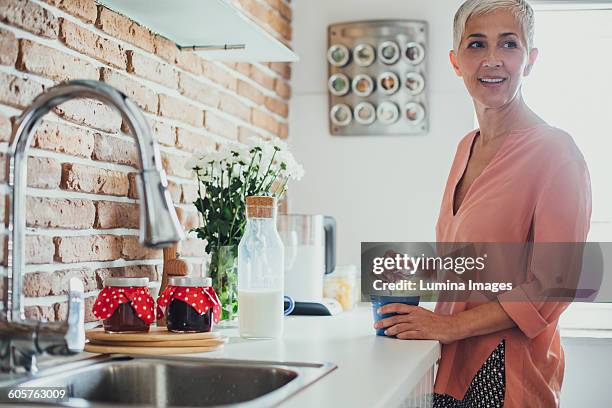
{"left": 374, "top": 1, "right": 591, "bottom": 407}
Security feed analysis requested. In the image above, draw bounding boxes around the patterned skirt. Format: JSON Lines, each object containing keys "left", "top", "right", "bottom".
{"left": 433, "top": 339, "right": 506, "bottom": 408}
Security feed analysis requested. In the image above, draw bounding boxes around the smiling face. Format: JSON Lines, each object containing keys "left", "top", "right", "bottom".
{"left": 450, "top": 9, "right": 538, "bottom": 109}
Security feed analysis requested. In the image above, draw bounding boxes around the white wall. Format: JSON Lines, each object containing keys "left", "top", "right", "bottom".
{"left": 288, "top": 0, "right": 471, "bottom": 267}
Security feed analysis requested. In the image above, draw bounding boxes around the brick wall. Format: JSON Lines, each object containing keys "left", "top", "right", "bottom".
{"left": 0, "top": 0, "right": 292, "bottom": 323}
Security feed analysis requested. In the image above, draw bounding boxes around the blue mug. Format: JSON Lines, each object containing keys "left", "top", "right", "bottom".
{"left": 371, "top": 295, "right": 420, "bottom": 336}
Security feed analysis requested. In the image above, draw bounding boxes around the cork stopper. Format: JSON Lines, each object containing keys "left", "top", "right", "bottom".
{"left": 164, "top": 259, "right": 191, "bottom": 276}
{"left": 246, "top": 196, "right": 276, "bottom": 218}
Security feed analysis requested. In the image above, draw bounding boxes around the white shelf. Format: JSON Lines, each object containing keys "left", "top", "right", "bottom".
{"left": 96, "top": 0, "right": 299, "bottom": 62}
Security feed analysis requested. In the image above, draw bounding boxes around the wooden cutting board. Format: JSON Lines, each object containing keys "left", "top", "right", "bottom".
{"left": 85, "top": 327, "right": 227, "bottom": 355}
{"left": 84, "top": 343, "right": 225, "bottom": 355}
{"left": 89, "top": 337, "right": 227, "bottom": 348}
{"left": 86, "top": 326, "right": 221, "bottom": 343}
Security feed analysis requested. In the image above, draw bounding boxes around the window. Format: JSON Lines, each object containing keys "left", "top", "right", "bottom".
{"left": 523, "top": 8, "right": 612, "bottom": 223}
{"left": 523, "top": 7, "right": 612, "bottom": 331}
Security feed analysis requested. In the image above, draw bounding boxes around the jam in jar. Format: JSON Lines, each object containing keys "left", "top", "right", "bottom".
{"left": 92, "top": 277, "right": 155, "bottom": 333}
{"left": 157, "top": 277, "right": 221, "bottom": 333}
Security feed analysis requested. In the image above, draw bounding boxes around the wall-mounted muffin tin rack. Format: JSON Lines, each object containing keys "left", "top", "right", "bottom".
{"left": 327, "top": 20, "right": 428, "bottom": 136}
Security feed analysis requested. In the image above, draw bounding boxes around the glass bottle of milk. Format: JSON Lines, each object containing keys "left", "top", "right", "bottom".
{"left": 238, "top": 196, "right": 285, "bottom": 339}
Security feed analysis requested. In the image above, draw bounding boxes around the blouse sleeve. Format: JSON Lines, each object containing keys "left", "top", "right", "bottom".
{"left": 497, "top": 159, "right": 592, "bottom": 339}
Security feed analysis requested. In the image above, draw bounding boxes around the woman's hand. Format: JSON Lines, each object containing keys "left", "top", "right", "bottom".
{"left": 374, "top": 303, "right": 463, "bottom": 344}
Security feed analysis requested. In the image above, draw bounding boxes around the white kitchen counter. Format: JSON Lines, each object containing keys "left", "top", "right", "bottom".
{"left": 200, "top": 305, "right": 441, "bottom": 408}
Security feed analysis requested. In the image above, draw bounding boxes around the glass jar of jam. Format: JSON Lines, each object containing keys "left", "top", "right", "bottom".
{"left": 92, "top": 277, "right": 155, "bottom": 333}
{"left": 157, "top": 277, "right": 221, "bottom": 333}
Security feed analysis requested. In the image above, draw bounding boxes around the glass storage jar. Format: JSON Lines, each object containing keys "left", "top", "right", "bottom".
{"left": 93, "top": 277, "right": 154, "bottom": 333}
{"left": 352, "top": 74, "right": 374, "bottom": 97}
{"left": 157, "top": 277, "right": 221, "bottom": 333}
{"left": 353, "top": 43, "right": 375, "bottom": 67}
{"left": 330, "top": 104, "right": 353, "bottom": 126}
{"left": 327, "top": 44, "right": 350, "bottom": 67}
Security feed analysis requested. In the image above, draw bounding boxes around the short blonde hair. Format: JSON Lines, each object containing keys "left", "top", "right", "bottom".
{"left": 453, "top": 0, "right": 535, "bottom": 53}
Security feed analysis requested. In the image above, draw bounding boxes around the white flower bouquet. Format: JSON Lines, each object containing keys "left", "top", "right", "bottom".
{"left": 186, "top": 136, "right": 303, "bottom": 320}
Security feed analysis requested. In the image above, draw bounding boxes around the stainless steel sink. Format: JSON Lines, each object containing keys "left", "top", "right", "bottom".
{"left": 0, "top": 355, "right": 336, "bottom": 407}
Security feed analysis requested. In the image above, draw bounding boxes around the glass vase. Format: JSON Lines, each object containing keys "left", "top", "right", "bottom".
{"left": 208, "top": 245, "right": 239, "bottom": 327}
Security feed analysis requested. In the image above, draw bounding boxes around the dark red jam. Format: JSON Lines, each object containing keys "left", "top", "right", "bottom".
{"left": 93, "top": 277, "right": 154, "bottom": 333}
{"left": 167, "top": 298, "right": 213, "bottom": 333}
{"left": 103, "top": 302, "right": 150, "bottom": 333}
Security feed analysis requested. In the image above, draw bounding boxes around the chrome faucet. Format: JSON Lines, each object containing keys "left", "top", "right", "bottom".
{"left": 0, "top": 80, "right": 185, "bottom": 373}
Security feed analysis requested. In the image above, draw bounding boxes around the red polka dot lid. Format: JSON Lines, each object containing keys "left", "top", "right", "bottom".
{"left": 92, "top": 278, "right": 155, "bottom": 325}
{"left": 156, "top": 277, "right": 221, "bottom": 323}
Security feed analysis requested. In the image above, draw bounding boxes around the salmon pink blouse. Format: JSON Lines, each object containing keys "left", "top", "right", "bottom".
{"left": 433, "top": 124, "right": 592, "bottom": 407}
